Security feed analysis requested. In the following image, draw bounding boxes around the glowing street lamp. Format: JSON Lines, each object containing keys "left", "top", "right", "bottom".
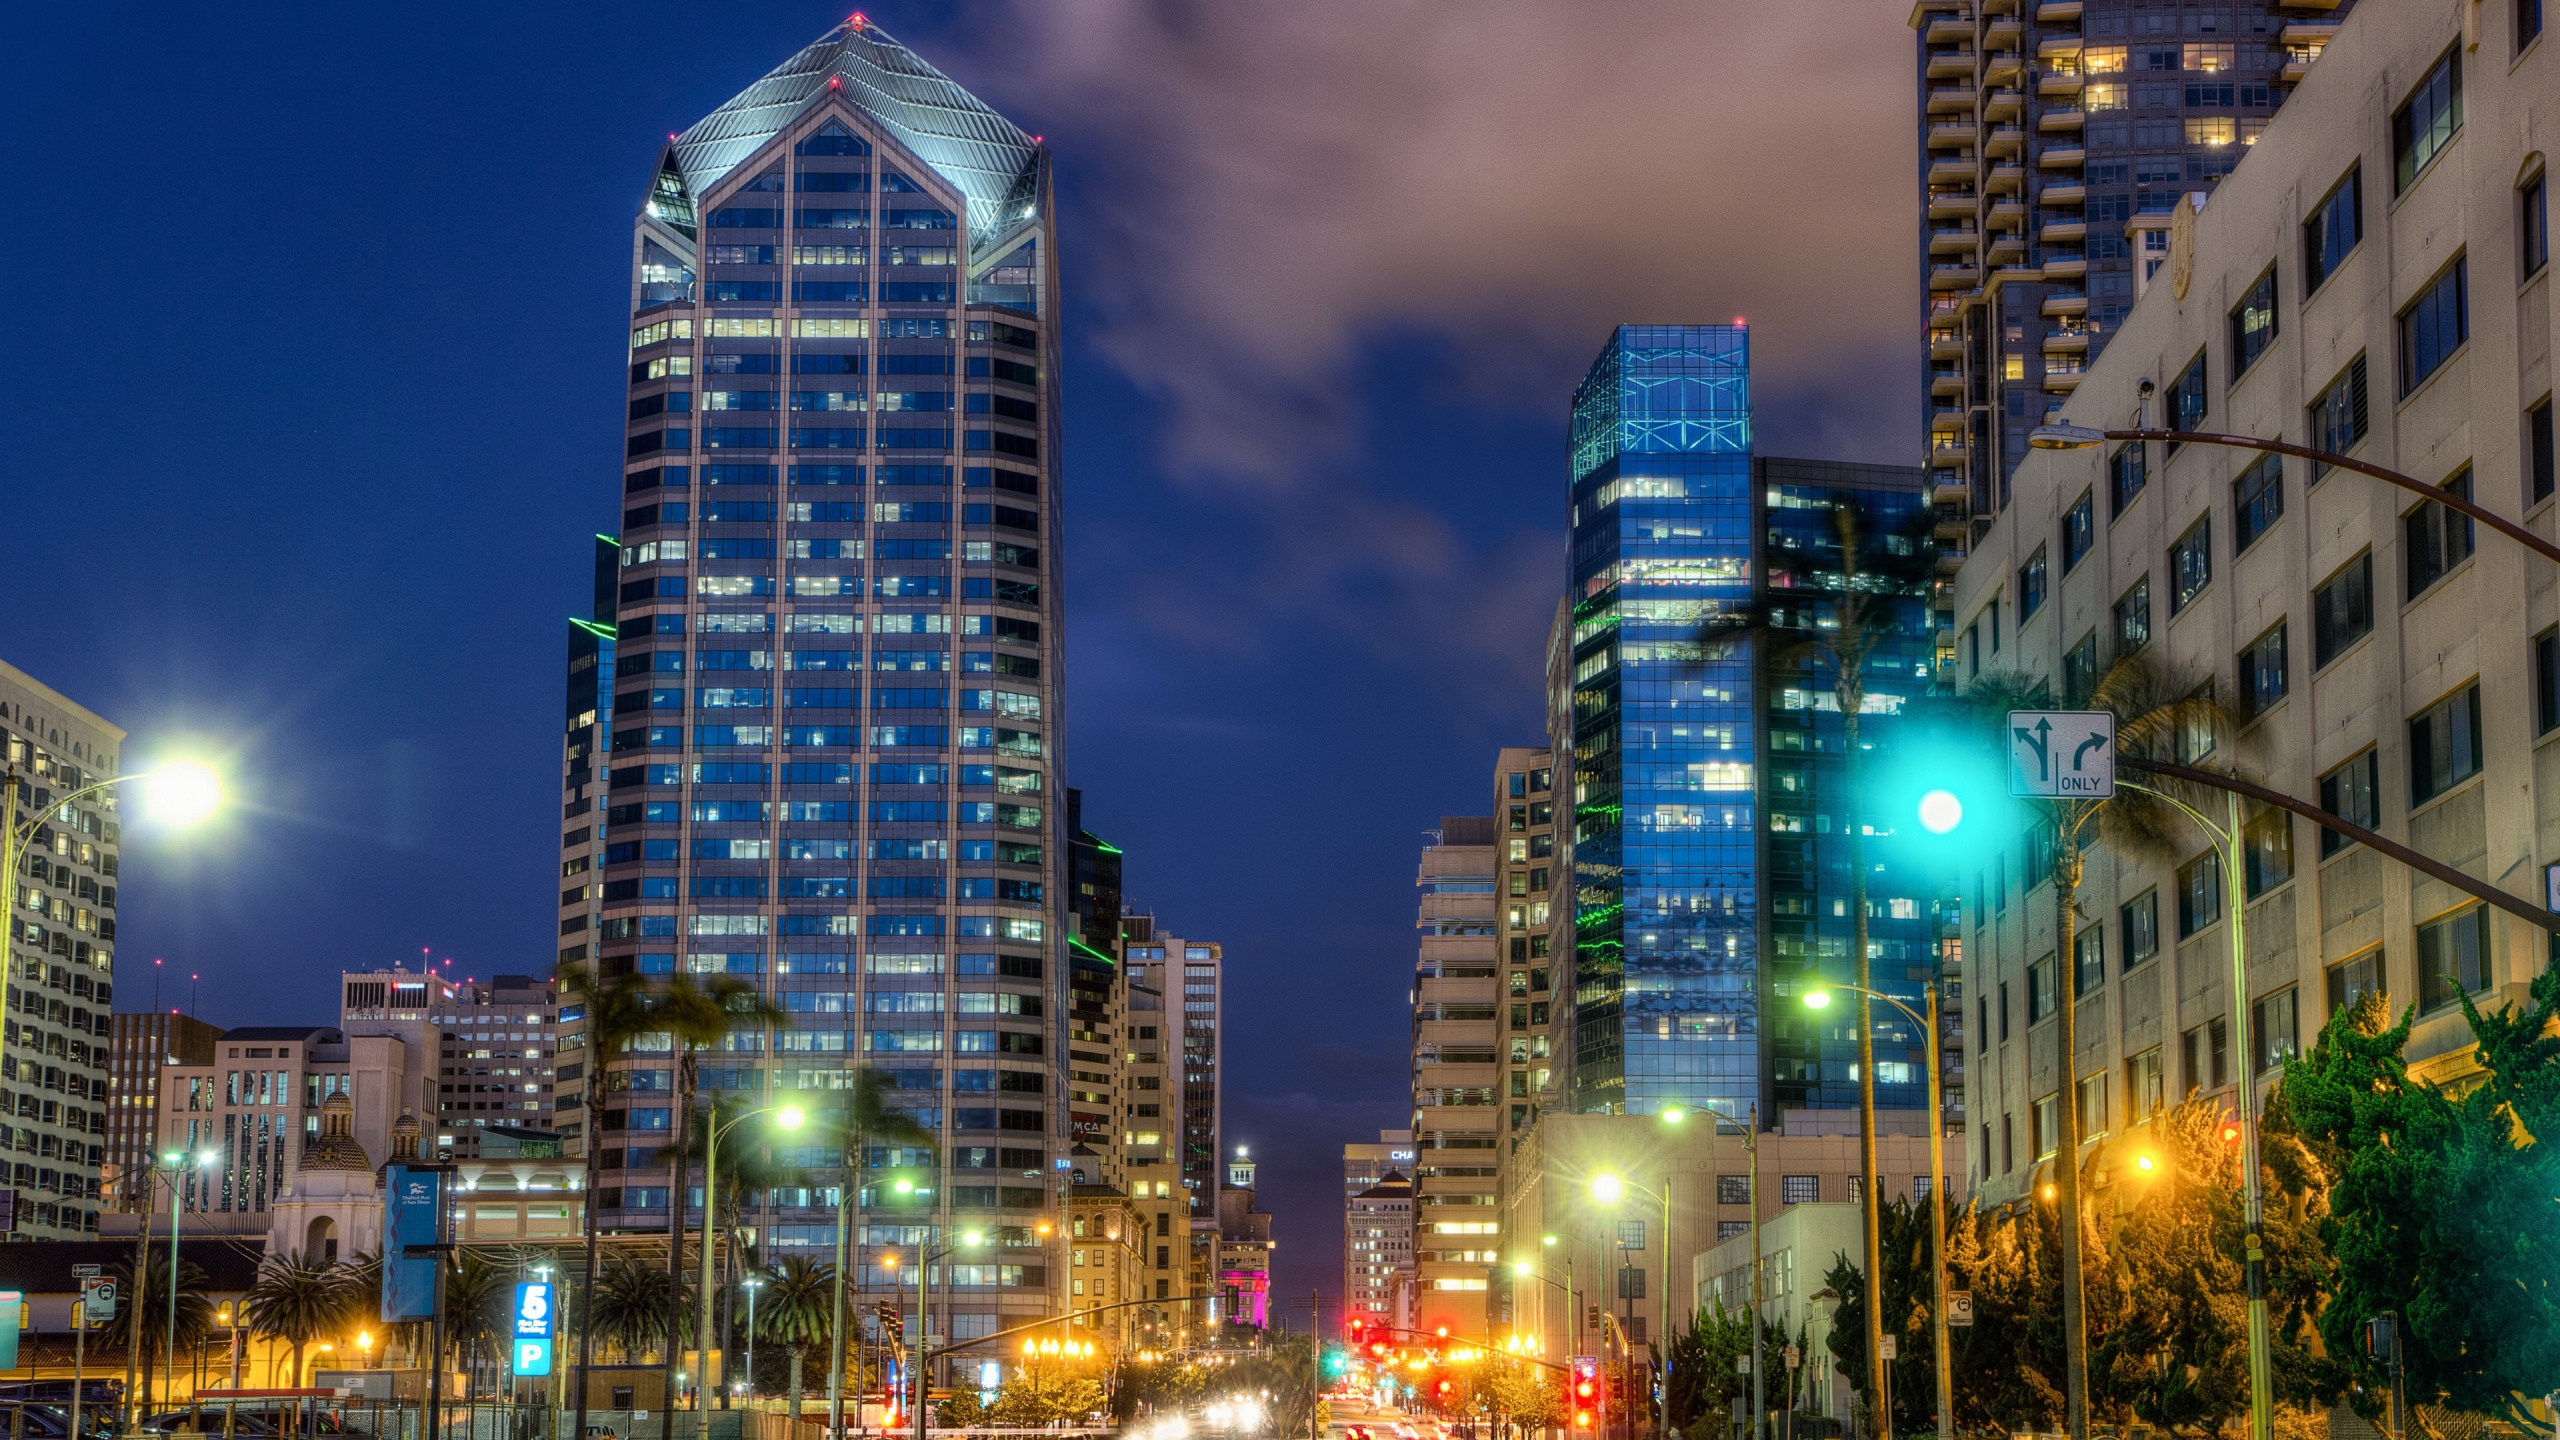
{"left": 696, "top": 1102, "right": 806, "bottom": 1410}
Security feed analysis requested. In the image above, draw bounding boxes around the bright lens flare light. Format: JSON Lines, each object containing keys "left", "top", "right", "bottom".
{"left": 1590, "top": 1173, "right": 1624, "bottom": 1205}
{"left": 144, "top": 761, "right": 222, "bottom": 826}
{"left": 1918, "top": 788, "right": 1964, "bottom": 834}
{"left": 776, "top": 1105, "right": 805, "bottom": 1128}
{"left": 1803, "top": 990, "right": 1833, "bottom": 1010}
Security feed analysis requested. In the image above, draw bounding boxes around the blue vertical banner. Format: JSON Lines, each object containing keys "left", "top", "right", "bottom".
{"left": 382, "top": 1165, "right": 442, "bottom": 1322}
{"left": 512, "top": 1281, "right": 554, "bottom": 1376}
{"left": 0, "top": 1290, "right": 19, "bottom": 1371}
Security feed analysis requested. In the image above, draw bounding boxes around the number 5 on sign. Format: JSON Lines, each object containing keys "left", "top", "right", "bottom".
{"left": 2007, "top": 710, "right": 2115, "bottom": 798}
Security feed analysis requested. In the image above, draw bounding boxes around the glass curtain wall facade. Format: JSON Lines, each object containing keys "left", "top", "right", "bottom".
{"left": 567, "top": 17, "right": 1065, "bottom": 1356}
{"left": 1564, "top": 325, "right": 1760, "bottom": 1118}
{"left": 1755, "top": 464, "right": 1941, "bottom": 1123}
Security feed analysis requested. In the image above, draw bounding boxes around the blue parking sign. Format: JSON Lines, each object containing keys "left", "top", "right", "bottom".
{"left": 512, "top": 1282, "right": 554, "bottom": 1376}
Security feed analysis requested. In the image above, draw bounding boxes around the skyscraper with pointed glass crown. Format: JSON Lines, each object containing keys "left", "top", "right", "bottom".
{"left": 554, "top": 17, "right": 1067, "bottom": 1358}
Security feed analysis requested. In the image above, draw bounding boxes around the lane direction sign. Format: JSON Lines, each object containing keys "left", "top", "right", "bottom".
{"left": 2008, "top": 710, "right": 2115, "bottom": 798}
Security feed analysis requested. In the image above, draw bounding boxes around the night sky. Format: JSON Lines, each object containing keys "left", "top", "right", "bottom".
{"left": 8, "top": 1, "right": 1917, "bottom": 1314}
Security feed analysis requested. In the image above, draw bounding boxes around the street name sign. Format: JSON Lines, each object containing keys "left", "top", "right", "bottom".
{"left": 2008, "top": 710, "right": 2115, "bottom": 798}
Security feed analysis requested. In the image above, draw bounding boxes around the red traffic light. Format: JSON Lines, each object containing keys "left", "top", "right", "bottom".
{"left": 1576, "top": 1381, "right": 1596, "bottom": 1399}
{"left": 1436, "top": 1381, "right": 1452, "bottom": 1396}
{"left": 1575, "top": 1413, "right": 1595, "bottom": 1431}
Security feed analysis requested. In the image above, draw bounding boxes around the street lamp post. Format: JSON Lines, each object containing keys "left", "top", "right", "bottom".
{"left": 695, "top": 1103, "right": 804, "bottom": 1411}
{"left": 2116, "top": 780, "right": 2276, "bottom": 1440}
{"left": 1802, "top": 985, "right": 1949, "bottom": 1440}
{"left": 155, "top": 1150, "right": 220, "bottom": 1421}
{"left": 1538, "top": 1235, "right": 1577, "bottom": 1358}
{"left": 742, "top": 1274, "right": 763, "bottom": 1411}
{"left": 1589, "top": 1170, "right": 1674, "bottom": 1440}
{"left": 911, "top": 1229, "right": 984, "bottom": 1440}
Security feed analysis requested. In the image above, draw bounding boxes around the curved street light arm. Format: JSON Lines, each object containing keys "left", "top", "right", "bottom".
{"left": 2123, "top": 757, "right": 2559, "bottom": 935}
{"left": 2103, "top": 429, "right": 2560, "bottom": 568}
{"left": 1815, "top": 980, "right": 1928, "bottom": 1034}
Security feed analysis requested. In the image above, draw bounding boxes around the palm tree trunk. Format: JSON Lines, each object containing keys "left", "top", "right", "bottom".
{"left": 664, "top": 1048, "right": 698, "bottom": 1440}
{"left": 789, "top": 1350, "right": 803, "bottom": 1428}
{"left": 576, "top": 1134, "right": 599, "bottom": 1440}
{"left": 1842, "top": 672, "right": 1886, "bottom": 1440}
{"left": 2053, "top": 828, "right": 2089, "bottom": 1440}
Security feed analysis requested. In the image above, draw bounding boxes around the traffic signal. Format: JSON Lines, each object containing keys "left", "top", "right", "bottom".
{"left": 1869, "top": 702, "right": 2016, "bottom": 871}
{"left": 2364, "top": 1313, "right": 2398, "bottom": 1366}
{"left": 876, "top": 1302, "right": 904, "bottom": 1344}
{"left": 1573, "top": 1356, "right": 1602, "bottom": 1431}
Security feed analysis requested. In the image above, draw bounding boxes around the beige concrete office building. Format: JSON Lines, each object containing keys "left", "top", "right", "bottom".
{"left": 1500, "top": 1111, "right": 1955, "bottom": 1360}
{"left": 1950, "top": 0, "right": 2553, "bottom": 1201}
{"left": 1343, "top": 1127, "right": 1415, "bottom": 1331}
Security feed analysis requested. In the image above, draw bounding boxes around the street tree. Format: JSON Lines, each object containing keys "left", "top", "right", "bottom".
{"left": 644, "top": 972, "right": 787, "bottom": 1423}
{"left": 2286, "top": 976, "right": 2560, "bottom": 1432}
{"left": 819, "top": 1066, "right": 938, "bottom": 1434}
{"left": 1660, "top": 1305, "right": 1752, "bottom": 1439}
{"left": 559, "top": 959, "right": 652, "bottom": 1440}
{"left": 757, "top": 1254, "right": 837, "bottom": 1422}
{"left": 240, "top": 1249, "right": 359, "bottom": 1390}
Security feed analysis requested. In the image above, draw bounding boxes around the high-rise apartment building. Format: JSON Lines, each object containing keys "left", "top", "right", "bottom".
{"left": 0, "top": 661, "right": 127, "bottom": 1239}
{"left": 1914, "top": 0, "right": 2356, "bottom": 534}
{"left": 1490, "top": 749, "right": 1560, "bottom": 1138}
{"left": 1410, "top": 813, "right": 1500, "bottom": 1334}
{"left": 104, "top": 1010, "right": 221, "bottom": 1212}
{"left": 1122, "top": 916, "right": 1224, "bottom": 1216}
{"left": 572, "top": 16, "right": 1065, "bottom": 1356}
{"left": 1953, "top": 0, "right": 2553, "bottom": 1198}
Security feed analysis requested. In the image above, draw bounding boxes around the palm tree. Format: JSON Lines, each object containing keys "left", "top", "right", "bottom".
{"left": 104, "top": 1256, "right": 215, "bottom": 1414}
{"left": 561, "top": 960, "right": 652, "bottom": 1440}
{"left": 588, "top": 1257, "right": 676, "bottom": 1365}
{"left": 1961, "top": 651, "right": 2231, "bottom": 1440}
{"left": 1714, "top": 491, "right": 1938, "bottom": 1419}
{"left": 441, "top": 1250, "right": 512, "bottom": 1401}
{"left": 757, "top": 1256, "right": 837, "bottom": 1423}
{"left": 821, "top": 1068, "right": 938, "bottom": 1439}
{"left": 644, "top": 973, "right": 785, "bottom": 1435}
{"left": 241, "top": 1250, "right": 356, "bottom": 1393}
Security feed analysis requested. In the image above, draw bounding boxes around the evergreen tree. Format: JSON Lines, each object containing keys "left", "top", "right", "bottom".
{"left": 2287, "top": 975, "right": 2560, "bottom": 1432}
{"left": 1661, "top": 1306, "right": 1753, "bottom": 1438}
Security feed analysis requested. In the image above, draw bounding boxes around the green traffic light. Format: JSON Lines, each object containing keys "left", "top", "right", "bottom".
{"left": 1918, "top": 789, "right": 1963, "bottom": 834}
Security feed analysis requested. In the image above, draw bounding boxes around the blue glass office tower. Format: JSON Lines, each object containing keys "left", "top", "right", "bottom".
{"left": 1564, "top": 326, "right": 1762, "bottom": 1118}
{"left": 1560, "top": 328, "right": 1939, "bottom": 1125}
{"left": 556, "top": 17, "right": 1064, "bottom": 1357}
